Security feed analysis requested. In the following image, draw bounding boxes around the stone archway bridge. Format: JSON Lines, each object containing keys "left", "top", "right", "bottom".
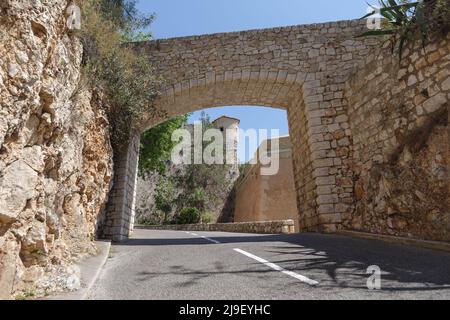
{"left": 102, "top": 19, "right": 381, "bottom": 241}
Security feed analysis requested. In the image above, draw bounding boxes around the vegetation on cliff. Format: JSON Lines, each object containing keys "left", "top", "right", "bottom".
{"left": 139, "top": 115, "right": 189, "bottom": 176}
{"left": 77, "top": 0, "right": 161, "bottom": 145}
{"left": 137, "top": 113, "right": 237, "bottom": 226}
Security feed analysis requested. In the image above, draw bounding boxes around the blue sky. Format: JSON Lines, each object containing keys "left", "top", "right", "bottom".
{"left": 136, "top": 0, "right": 369, "bottom": 162}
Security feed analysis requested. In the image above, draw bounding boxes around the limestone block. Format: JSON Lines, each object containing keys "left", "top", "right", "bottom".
{"left": 423, "top": 93, "right": 447, "bottom": 114}
{"left": 22, "top": 146, "right": 45, "bottom": 173}
{"left": 0, "top": 160, "right": 38, "bottom": 223}
{"left": 441, "top": 77, "right": 450, "bottom": 91}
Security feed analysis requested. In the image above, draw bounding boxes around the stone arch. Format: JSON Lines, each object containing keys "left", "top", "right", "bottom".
{"left": 102, "top": 19, "right": 381, "bottom": 241}
{"left": 146, "top": 69, "right": 305, "bottom": 128}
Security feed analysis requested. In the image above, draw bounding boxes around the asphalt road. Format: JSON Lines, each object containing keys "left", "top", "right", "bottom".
{"left": 87, "top": 229, "right": 450, "bottom": 300}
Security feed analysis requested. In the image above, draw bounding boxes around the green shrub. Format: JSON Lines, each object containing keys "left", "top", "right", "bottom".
{"left": 176, "top": 208, "right": 201, "bottom": 225}
{"left": 154, "top": 178, "right": 176, "bottom": 224}
{"left": 188, "top": 187, "right": 207, "bottom": 211}
{"left": 136, "top": 216, "right": 157, "bottom": 226}
{"left": 200, "top": 212, "right": 213, "bottom": 224}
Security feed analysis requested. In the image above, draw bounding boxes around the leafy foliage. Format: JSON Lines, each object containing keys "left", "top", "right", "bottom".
{"left": 176, "top": 208, "right": 201, "bottom": 225}
{"left": 78, "top": 0, "right": 162, "bottom": 146}
{"left": 98, "top": 0, "right": 155, "bottom": 39}
{"left": 359, "top": 0, "right": 450, "bottom": 58}
{"left": 200, "top": 212, "right": 213, "bottom": 224}
{"left": 138, "top": 112, "right": 237, "bottom": 225}
{"left": 154, "top": 177, "right": 176, "bottom": 224}
{"left": 139, "top": 115, "right": 189, "bottom": 176}
{"left": 173, "top": 112, "right": 235, "bottom": 215}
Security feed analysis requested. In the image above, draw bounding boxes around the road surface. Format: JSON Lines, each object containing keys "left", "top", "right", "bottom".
{"left": 87, "top": 229, "right": 450, "bottom": 300}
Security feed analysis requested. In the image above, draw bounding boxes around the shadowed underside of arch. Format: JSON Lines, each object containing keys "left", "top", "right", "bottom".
{"left": 143, "top": 71, "right": 305, "bottom": 129}
{"left": 102, "top": 19, "right": 382, "bottom": 241}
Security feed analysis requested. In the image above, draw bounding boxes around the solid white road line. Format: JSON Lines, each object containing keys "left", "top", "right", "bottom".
{"left": 233, "top": 248, "right": 319, "bottom": 286}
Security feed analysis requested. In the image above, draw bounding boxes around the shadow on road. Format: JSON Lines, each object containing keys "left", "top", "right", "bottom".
{"left": 119, "top": 232, "right": 450, "bottom": 293}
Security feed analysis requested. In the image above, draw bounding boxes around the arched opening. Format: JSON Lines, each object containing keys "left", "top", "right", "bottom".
{"left": 101, "top": 21, "right": 375, "bottom": 241}
{"left": 100, "top": 69, "right": 348, "bottom": 241}
{"left": 135, "top": 106, "right": 300, "bottom": 232}
{"left": 100, "top": 73, "right": 315, "bottom": 242}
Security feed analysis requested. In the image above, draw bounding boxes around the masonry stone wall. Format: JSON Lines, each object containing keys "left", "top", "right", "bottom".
{"left": 101, "top": 133, "right": 140, "bottom": 242}
{"left": 345, "top": 35, "right": 450, "bottom": 241}
{"left": 126, "top": 20, "right": 382, "bottom": 235}
{"left": 136, "top": 220, "right": 296, "bottom": 235}
{"left": 111, "top": 20, "right": 449, "bottom": 241}
{"left": 234, "top": 136, "right": 299, "bottom": 231}
{"left": 1, "top": 0, "right": 446, "bottom": 299}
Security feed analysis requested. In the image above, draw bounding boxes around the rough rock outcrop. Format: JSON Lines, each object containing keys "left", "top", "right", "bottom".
{"left": 0, "top": 1, "right": 113, "bottom": 299}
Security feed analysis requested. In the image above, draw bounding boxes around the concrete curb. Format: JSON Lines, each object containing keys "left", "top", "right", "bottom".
{"left": 48, "top": 240, "right": 111, "bottom": 300}
{"left": 337, "top": 230, "right": 450, "bottom": 253}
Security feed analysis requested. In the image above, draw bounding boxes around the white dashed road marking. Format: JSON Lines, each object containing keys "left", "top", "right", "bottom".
{"left": 200, "top": 236, "right": 221, "bottom": 244}
{"left": 185, "top": 232, "right": 221, "bottom": 244}
{"left": 233, "top": 248, "right": 319, "bottom": 286}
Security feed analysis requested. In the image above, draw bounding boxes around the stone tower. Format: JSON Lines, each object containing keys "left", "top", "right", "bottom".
{"left": 212, "top": 116, "right": 240, "bottom": 165}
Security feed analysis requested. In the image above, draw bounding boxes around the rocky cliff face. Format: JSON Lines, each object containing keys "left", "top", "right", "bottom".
{"left": 0, "top": 0, "right": 113, "bottom": 299}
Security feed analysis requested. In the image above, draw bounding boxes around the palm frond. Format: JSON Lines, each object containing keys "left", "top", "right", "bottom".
{"left": 356, "top": 0, "right": 449, "bottom": 61}
{"left": 356, "top": 29, "right": 397, "bottom": 37}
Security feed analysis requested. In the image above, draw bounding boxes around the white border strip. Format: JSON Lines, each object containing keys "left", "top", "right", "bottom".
{"left": 234, "top": 248, "right": 319, "bottom": 286}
